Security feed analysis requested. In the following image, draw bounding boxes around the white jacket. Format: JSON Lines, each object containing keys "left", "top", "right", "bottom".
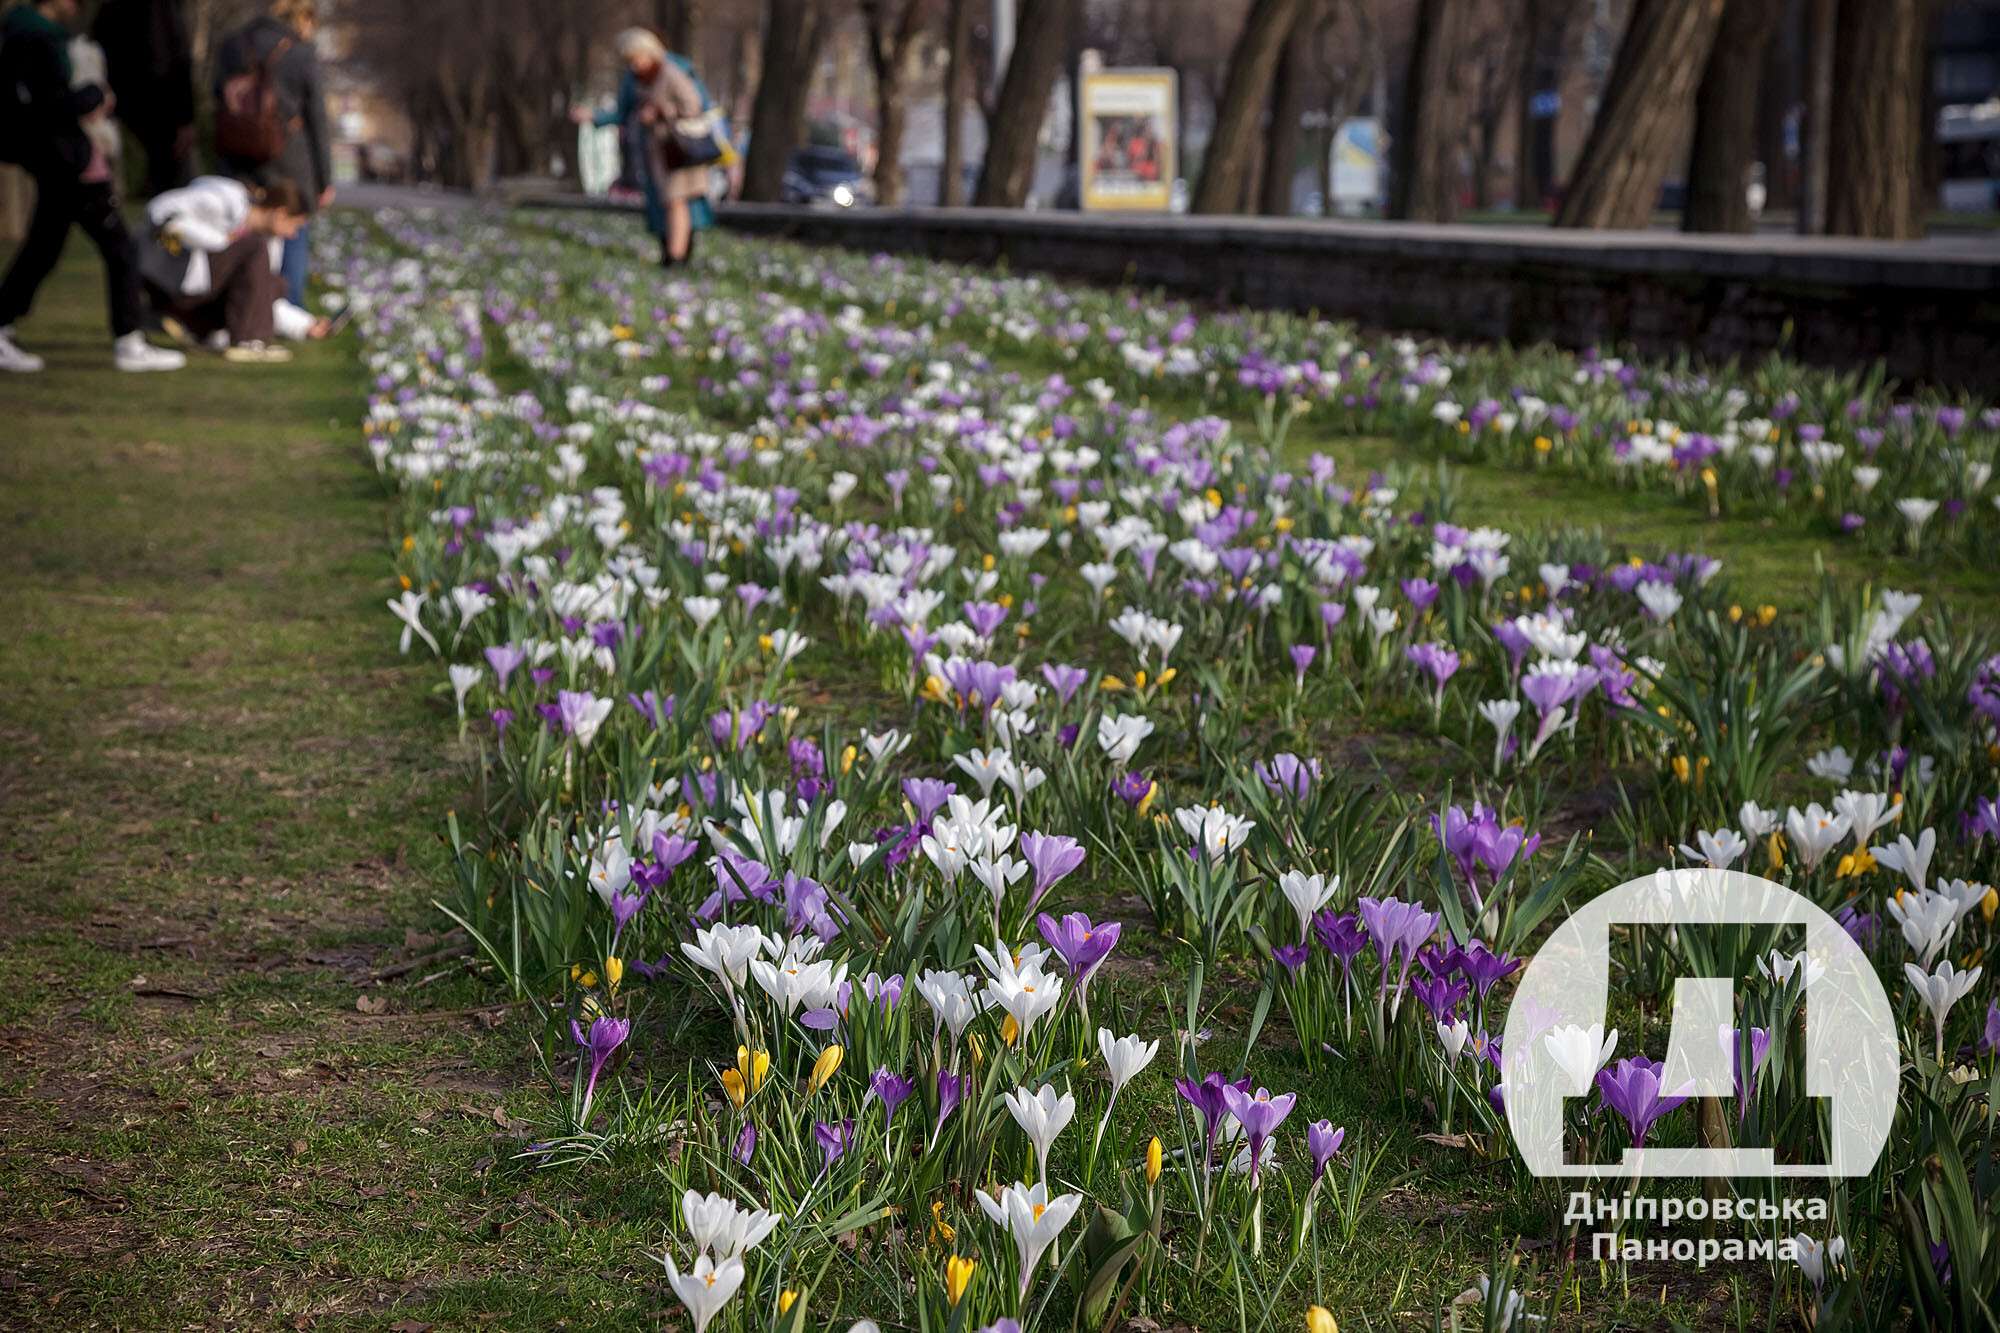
{"left": 147, "top": 177, "right": 256, "bottom": 296}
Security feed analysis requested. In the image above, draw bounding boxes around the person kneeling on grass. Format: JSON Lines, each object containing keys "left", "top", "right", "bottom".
{"left": 0, "top": 0, "right": 185, "bottom": 374}
{"left": 138, "top": 175, "right": 329, "bottom": 363}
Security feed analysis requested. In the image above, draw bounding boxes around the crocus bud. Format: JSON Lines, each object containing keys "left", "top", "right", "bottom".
{"left": 1146, "top": 1136, "right": 1163, "bottom": 1184}
{"left": 809, "top": 1044, "right": 844, "bottom": 1093}
{"left": 1306, "top": 1307, "right": 1337, "bottom": 1333}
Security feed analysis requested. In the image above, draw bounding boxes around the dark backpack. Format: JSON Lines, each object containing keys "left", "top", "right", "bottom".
{"left": 215, "top": 34, "right": 292, "bottom": 163}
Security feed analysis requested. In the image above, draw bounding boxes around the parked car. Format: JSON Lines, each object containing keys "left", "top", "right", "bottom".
{"left": 782, "top": 146, "right": 872, "bottom": 208}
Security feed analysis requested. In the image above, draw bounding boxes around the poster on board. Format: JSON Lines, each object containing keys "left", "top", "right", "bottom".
{"left": 1080, "top": 68, "right": 1177, "bottom": 212}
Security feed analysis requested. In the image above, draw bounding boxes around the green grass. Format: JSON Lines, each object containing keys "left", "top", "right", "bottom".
{"left": 0, "top": 237, "right": 679, "bottom": 1327}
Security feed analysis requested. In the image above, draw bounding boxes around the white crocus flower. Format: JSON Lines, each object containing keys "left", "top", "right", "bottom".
{"left": 1831, "top": 789, "right": 1898, "bottom": 848}
{"left": 1791, "top": 1233, "right": 1846, "bottom": 1291}
{"left": 1678, "top": 827, "right": 1747, "bottom": 871}
{"left": 662, "top": 1252, "right": 745, "bottom": 1333}
{"left": 388, "top": 589, "right": 440, "bottom": 654}
{"left": 681, "top": 923, "right": 770, "bottom": 991}
{"left": 1784, "top": 804, "right": 1851, "bottom": 871}
{"left": 1174, "top": 805, "right": 1256, "bottom": 862}
{"left": 1096, "top": 711, "right": 1155, "bottom": 768}
{"left": 1904, "top": 959, "right": 1983, "bottom": 1062}
{"left": 1478, "top": 698, "right": 1521, "bottom": 771}
{"left": 1759, "top": 948, "right": 1826, "bottom": 988}
{"left": 1277, "top": 870, "right": 1339, "bottom": 942}
{"left": 1541, "top": 1022, "right": 1617, "bottom": 1095}
{"left": 975, "top": 1181, "right": 1083, "bottom": 1295}
{"left": 448, "top": 663, "right": 482, "bottom": 717}
{"left": 1805, "top": 746, "right": 1855, "bottom": 782}
{"left": 1003, "top": 1083, "right": 1077, "bottom": 1182}
{"left": 681, "top": 1191, "right": 782, "bottom": 1259}
{"left": 915, "top": 967, "right": 987, "bottom": 1045}
{"left": 1885, "top": 889, "right": 1960, "bottom": 968}
{"left": 1097, "top": 1029, "right": 1160, "bottom": 1098}
{"left": 1870, "top": 827, "right": 1936, "bottom": 892}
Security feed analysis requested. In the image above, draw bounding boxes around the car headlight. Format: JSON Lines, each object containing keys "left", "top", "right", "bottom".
{"left": 832, "top": 184, "right": 855, "bottom": 207}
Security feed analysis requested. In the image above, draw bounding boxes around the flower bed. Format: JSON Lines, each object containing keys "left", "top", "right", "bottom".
{"left": 327, "top": 208, "right": 1996, "bottom": 1331}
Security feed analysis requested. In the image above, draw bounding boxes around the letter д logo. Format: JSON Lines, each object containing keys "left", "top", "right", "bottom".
{"left": 1501, "top": 870, "right": 1896, "bottom": 1178}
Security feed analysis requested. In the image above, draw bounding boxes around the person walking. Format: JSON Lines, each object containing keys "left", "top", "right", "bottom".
{"left": 139, "top": 175, "right": 319, "bottom": 363}
{"left": 619, "top": 29, "right": 718, "bottom": 267}
{"left": 90, "top": 0, "right": 196, "bottom": 197}
{"left": 0, "top": 0, "right": 185, "bottom": 374}
{"left": 212, "top": 0, "right": 331, "bottom": 307}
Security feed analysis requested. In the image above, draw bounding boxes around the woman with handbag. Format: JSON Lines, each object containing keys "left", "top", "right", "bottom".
{"left": 615, "top": 28, "right": 722, "bottom": 268}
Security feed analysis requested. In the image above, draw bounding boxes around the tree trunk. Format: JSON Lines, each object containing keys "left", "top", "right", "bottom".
{"left": 941, "top": 0, "right": 974, "bottom": 204}
{"left": 743, "top": 0, "right": 824, "bottom": 203}
{"left": 1554, "top": 0, "right": 1728, "bottom": 230}
{"left": 974, "top": 0, "right": 1073, "bottom": 208}
{"left": 1193, "top": 0, "right": 1305, "bottom": 214}
{"left": 1390, "top": 0, "right": 1468, "bottom": 220}
{"left": 1798, "top": 0, "right": 1835, "bottom": 232}
{"left": 862, "top": 0, "right": 928, "bottom": 207}
{"left": 1682, "top": 0, "right": 1784, "bottom": 232}
{"left": 1514, "top": 0, "right": 1543, "bottom": 210}
{"left": 1825, "top": 0, "right": 1932, "bottom": 238}
{"left": 1258, "top": 0, "right": 1315, "bottom": 216}
{"left": 656, "top": 0, "right": 699, "bottom": 55}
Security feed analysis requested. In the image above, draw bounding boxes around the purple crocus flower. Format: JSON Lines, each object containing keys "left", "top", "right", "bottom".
{"left": 1220, "top": 1084, "right": 1297, "bottom": 1187}
{"left": 609, "top": 888, "right": 646, "bottom": 936}
{"left": 1722, "top": 1025, "right": 1772, "bottom": 1124}
{"left": 1456, "top": 939, "right": 1523, "bottom": 1000}
{"left": 1175, "top": 1071, "right": 1251, "bottom": 1166}
{"left": 1410, "top": 971, "right": 1470, "bottom": 1021}
{"left": 1595, "top": 1056, "right": 1691, "bottom": 1149}
{"left": 1041, "top": 662, "right": 1089, "bottom": 704}
{"left": 936, "top": 1068, "right": 969, "bottom": 1132}
{"left": 1289, "top": 644, "right": 1317, "bottom": 685}
{"left": 814, "top": 1118, "right": 857, "bottom": 1175}
{"left": 1019, "top": 831, "right": 1087, "bottom": 904}
{"left": 1355, "top": 895, "right": 1439, "bottom": 1010}
{"left": 869, "top": 1067, "right": 916, "bottom": 1125}
{"left": 490, "top": 707, "right": 514, "bottom": 737}
{"left": 1981, "top": 1000, "right": 1998, "bottom": 1055}
{"left": 1111, "top": 769, "right": 1155, "bottom": 808}
{"left": 1314, "top": 909, "right": 1367, "bottom": 977}
{"left": 570, "top": 1015, "right": 630, "bottom": 1117}
{"left": 1405, "top": 642, "right": 1460, "bottom": 711}
{"left": 732, "top": 1121, "right": 757, "bottom": 1165}
{"left": 1255, "top": 752, "right": 1319, "bottom": 802}
{"left": 1305, "top": 1119, "right": 1345, "bottom": 1184}
{"left": 484, "top": 643, "right": 528, "bottom": 688}
{"left": 1272, "top": 942, "right": 1310, "bottom": 975}
{"left": 1401, "top": 577, "right": 1441, "bottom": 613}
{"left": 902, "top": 777, "right": 955, "bottom": 824}
{"left": 1037, "top": 911, "right": 1120, "bottom": 1022}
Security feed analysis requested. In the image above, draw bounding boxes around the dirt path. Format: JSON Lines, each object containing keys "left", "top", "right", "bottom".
{"left": 0, "top": 232, "right": 660, "bottom": 1328}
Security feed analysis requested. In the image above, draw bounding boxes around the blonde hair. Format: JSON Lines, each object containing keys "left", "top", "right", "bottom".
{"left": 615, "top": 28, "right": 666, "bottom": 63}
{"left": 271, "top": 0, "right": 319, "bottom": 26}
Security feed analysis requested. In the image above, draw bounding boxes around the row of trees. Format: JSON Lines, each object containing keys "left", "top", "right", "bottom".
{"left": 340, "top": 0, "right": 1948, "bottom": 238}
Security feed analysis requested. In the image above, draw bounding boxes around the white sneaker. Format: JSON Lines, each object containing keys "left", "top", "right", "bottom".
{"left": 114, "top": 332, "right": 186, "bottom": 372}
{"left": 0, "top": 326, "right": 44, "bottom": 373}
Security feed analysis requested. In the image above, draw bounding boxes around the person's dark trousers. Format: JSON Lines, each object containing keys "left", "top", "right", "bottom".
{"left": 131, "top": 119, "right": 192, "bottom": 196}
{"left": 147, "top": 234, "right": 277, "bottom": 343}
{"left": 0, "top": 174, "right": 143, "bottom": 338}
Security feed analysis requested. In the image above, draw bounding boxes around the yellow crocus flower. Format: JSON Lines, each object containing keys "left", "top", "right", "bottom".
{"left": 945, "top": 1254, "right": 976, "bottom": 1306}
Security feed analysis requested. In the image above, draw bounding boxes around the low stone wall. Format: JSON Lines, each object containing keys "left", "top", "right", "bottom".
{"left": 709, "top": 203, "right": 2000, "bottom": 391}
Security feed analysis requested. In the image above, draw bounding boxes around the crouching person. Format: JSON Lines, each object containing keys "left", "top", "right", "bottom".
{"left": 140, "top": 175, "right": 319, "bottom": 362}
